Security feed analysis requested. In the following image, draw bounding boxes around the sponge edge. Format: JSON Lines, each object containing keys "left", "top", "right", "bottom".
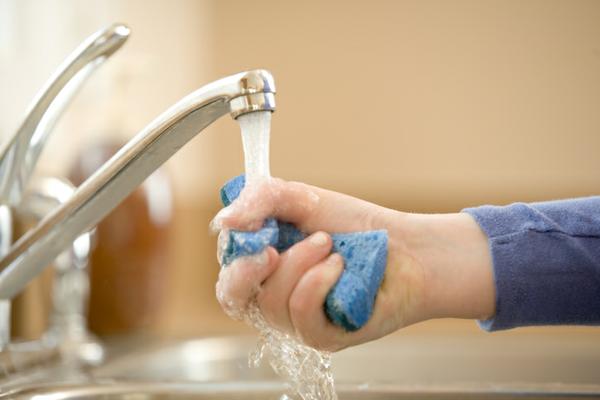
{"left": 218, "top": 174, "right": 388, "bottom": 331}
{"left": 220, "top": 218, "right": 278, "bottom": 266}
{"left": 327, "top": 231, "right": 388, "bottom": 331}
{"left": 325, "top": 272, "right": 371, "bottom": 330}
{"left": 220, "top": 174, "right": 246, "bottom": 207}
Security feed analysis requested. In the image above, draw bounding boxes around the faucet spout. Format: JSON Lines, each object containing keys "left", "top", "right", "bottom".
{"left": 0, "top": 69, "right": 276, "bottom": 300}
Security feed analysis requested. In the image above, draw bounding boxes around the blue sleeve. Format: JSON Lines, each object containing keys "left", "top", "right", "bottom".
{"left": 462, "top": 197, "right": 600, "bottom": 331}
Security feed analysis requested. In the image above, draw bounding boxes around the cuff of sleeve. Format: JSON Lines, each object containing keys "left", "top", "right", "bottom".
{"left": 463, "top": 205, "right": 600, "bottom": 332}
{"left": 463, "top": 206, "right": 506, "bottom": 331}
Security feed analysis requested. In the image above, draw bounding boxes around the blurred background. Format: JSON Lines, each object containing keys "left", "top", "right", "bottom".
{"left": 0, "top": 0, "right": 598, "bottom": 343}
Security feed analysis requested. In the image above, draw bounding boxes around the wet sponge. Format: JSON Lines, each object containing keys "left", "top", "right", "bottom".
{"left": 220, "top": 218, "right": 279, "bottom": 266}
{"left": 327, "top": 231, "right": 388, "bottom": 330}
{"left": 219, "top": 175, "right": 388, "bottom": 331}
{"left": 220, "top": 174, "right": 246, "bottom": 207}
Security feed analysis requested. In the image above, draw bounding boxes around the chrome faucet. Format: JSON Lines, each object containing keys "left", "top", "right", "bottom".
{"left": 0, "top": 23, "right": 130, "bottom": 351}
{"left": 0, "top": 23, "right": 275, "bottom": 355}
{"left": 15, "top": 176, "right": 102, "bottom": 365}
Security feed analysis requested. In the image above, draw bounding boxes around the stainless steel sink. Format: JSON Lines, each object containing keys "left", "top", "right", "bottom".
{"left": 3, "top": 381, "right": 600, "bottom": 399}
{"left": 2, "top": 330, "right": 600, "bottom": 399}
{"left": 92, "top": 332, "right": 600, "bottom": 385}
{"left": 93, "top": 336, "right": 277, "bottom": 382}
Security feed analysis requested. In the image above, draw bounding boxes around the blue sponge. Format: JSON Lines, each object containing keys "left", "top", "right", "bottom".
{"left": 220, "top": 174, "right": 246, "bottom": 207}
{"left": 219, "top": 175, "right": 388, "bottom": 331}
{"left": 220, "top": 218, "right": 279, "bottom": 266}
{"left": 327, "top": 231, "right": 388, "bottom": 330}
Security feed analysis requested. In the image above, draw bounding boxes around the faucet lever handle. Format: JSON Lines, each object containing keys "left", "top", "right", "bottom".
{"left": 0, "top": 23, "right": 130, "bottom": 206}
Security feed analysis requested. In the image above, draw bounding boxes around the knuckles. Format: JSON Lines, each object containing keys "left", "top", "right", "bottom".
{"left": 296, "top": 327, "right": 345, "bottom": 352}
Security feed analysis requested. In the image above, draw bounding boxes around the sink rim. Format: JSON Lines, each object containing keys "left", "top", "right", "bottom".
{"left": 3, "top": 380, "right": 600, "bottom": 399}
{"left": 93, "top": 334, "right": 600, "bottom": 387}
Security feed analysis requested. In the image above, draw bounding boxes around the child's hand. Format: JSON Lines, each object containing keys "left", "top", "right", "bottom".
{"left": 213, "top": 177, "right": 494, "bottom": 351}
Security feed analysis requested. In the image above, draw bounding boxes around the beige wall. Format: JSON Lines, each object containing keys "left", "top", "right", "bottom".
{"left": 0, "top": 0, "right": 216, "bottom": 202}
{"left": 208, "top": 0, "right": 600, "bottom": 212}
{"left": 163, "top": 0, "right": 600, "bottom": 337}
{"left": 3, "top": 0, "right": 598, "bottom": 208}
{"left": 1, "top": 1, "right": 599, "bottom": 337}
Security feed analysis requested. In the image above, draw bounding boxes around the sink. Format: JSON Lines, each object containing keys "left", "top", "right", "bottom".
{"left": 93, "top": 336, "right": 276, "bottom": 382}
{"left": 92, "top": 332, "right": 600, "bottom": 385}
{"left": 3, "top": 381, "right": 600, "bottom": 400}
{"left": 2, "top": 330, "right": 600, "bottom": 399}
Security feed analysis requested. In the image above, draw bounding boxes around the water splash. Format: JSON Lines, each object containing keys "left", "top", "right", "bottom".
{"left": 245, "top": 302, "right": 337, "bottom": 400}
{"left": 223, "top": 111, "right": 337, "bottom": 400}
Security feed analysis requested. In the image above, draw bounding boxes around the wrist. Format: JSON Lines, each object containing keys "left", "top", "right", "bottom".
{"left": 399, "top": 212, "right": 496, "bottom": 322}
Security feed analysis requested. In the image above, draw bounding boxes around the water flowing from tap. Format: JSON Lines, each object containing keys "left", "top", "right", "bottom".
{"left": 226, "top": 111, "right": 338, "bottom": 400}
{"left": 238, "top": 111, "right": 271, "bottom": 184}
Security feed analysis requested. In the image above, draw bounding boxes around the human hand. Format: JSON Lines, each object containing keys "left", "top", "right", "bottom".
{"left": 212, "top": 177, "right": 494, "bottom": 351}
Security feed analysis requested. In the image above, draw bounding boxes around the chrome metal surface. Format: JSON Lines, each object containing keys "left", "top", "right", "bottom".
{"left": 0, "top": 69, "right": 276, "bottom": 300}
{"left": 0, "top": 339, "right": 60, "bottom": 383}
{"left": 17, "top": 177, "right": 102, "bottom": 365}
{"left": 230, "top": 92, "right": 275, "bottom": 119}
{"left": 0, "top": 23, "right": 128, "bottom": 351}
{"left": 0, "top": 205, "right": 11, "bottom": 347}
{"left": 93, "top": 336, "right": 277, "bottom": 382}
{"left": 3, "top": 381, "right": 600, "bottom": 400}
{"left": 2, "top": 332, "right": 600, "bottom": 397}
{"left": 0, "top": 24, "right": 129, "bottom": 206}
{"left": 92, "top": 333, "right": 600, "bottom": 387}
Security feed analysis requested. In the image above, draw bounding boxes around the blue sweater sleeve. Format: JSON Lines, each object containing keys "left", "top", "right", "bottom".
{"left": 462, "top": 197, "right": 600, "bottom": 331}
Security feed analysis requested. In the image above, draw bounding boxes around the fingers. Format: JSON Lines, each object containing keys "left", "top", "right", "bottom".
{"left": 288, "top": 253, "right": 347, "bottom": 351}
{"left": 212, "top": 177, "right": 385, "bottom": 236}
{"left": 211, "top": 178, "right": 320, "bottom": 232}
{"left": 216, "top": 247, "right": 279, "bottom": 319}
{"left": 211, "top": 176, "right": 400, "bottom": 351}
{"left": 214, "top": 228, "right": 391, "bottom": 351}
{"left": 257, "top": 232, "right": 333, "bottom": 333}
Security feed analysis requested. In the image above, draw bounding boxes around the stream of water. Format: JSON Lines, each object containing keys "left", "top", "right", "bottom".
{"left": 232, "top": 111, "right": 338, "bottom": 400}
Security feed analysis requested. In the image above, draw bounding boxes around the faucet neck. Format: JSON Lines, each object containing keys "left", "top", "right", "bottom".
{"left": 0, "top": 69, "right": 275, "bottom": 301}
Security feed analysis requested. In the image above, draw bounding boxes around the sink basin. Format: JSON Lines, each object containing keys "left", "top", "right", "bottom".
{"left": 2, "top": 330, "right": 599, "bottom": 399}
{"left": 93, "top": 331, "right": 600, "bottom": 386}
{"left": 3, "top": 381, "right": 600, "bottom": 399}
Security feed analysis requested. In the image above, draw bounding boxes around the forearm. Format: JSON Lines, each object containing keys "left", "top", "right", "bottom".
{"left": 392, "top": 211, "right": 496, "bottom": 322}
{"left": 392, "top": 196, "right": 600, "bottom": 331}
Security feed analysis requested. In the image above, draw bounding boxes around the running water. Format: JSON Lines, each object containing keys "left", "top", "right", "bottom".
{"left": 225, "top": 111, "right": 338, "bottom": 400}
{"left": 239, "top": 111, "right": 272, "bottom": 184}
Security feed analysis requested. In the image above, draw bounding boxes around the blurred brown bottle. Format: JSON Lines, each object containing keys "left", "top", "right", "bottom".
{"left": 70, "top": 141, "right": 172, "bottom": 336}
